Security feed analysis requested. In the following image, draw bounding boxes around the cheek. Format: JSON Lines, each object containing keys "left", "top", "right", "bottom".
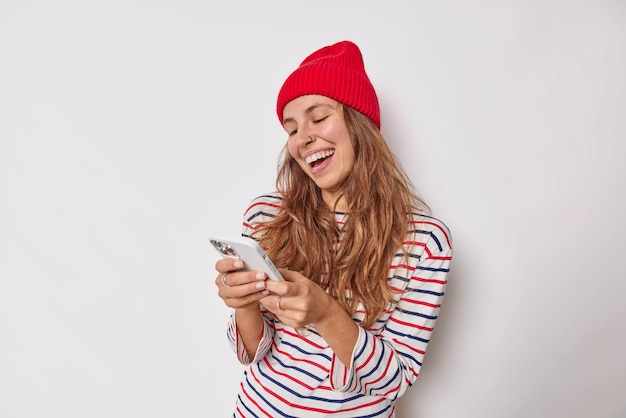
{"left": 286, "top": 140, "right": 299, "bottom": 159}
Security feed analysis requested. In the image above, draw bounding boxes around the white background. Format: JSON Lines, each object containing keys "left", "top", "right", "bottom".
{"left": 1, "top": 1, "right": 625, "bottom": 417}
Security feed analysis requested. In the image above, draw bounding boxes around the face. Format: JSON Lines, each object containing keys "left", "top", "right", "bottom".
{"left": 282, "top": 95, "right": 355, "bottom": 209}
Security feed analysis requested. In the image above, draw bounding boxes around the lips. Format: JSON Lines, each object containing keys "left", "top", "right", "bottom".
{"left": 302, "top": 149, "right": 335, "bottom": 174}
{"left": 305, "top": 149, "right": 335, "bottom": 165}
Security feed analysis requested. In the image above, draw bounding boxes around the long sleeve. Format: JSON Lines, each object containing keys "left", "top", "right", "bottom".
{"left": 224, "top": 194, "right": 284, "bottom": 365}
{"left": 329, "top": 216, "right": 452, "bottom": 399}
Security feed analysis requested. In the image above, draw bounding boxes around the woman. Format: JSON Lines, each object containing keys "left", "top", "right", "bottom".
{"left": 214, "top": 40, "right": 452, "bottom": 417}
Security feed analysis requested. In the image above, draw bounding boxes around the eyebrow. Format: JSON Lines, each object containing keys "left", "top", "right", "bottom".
{"left": 282, "top": 103, "right": 335, "bottom": 126}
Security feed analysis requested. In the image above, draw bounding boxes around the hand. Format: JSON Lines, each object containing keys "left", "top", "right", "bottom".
{"left": 260, "top": 268, "right": 334, "bottom": 330}
{"left": 214, "top": 258, "right": 269, "bottom": 310}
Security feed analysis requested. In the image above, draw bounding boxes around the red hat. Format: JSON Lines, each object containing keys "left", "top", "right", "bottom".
{"left": 276, "top": 40, "right": 381, "bottom": 129}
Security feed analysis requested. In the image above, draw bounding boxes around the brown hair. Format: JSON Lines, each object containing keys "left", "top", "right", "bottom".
{"left": 256, "top": 105, "right": 429, "bottom": 329}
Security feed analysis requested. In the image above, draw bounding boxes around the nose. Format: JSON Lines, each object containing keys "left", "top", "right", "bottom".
{"left": 297, "top": 129, "right": 314, "bottom": 147}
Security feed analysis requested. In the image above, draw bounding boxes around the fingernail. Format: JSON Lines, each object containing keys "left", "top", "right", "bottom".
{"left": 261, "top": 290, "right": 269, "bottom": 296}
{"left": 255, "top": 281, "right": 265, "bottom": 290}
{"left": 234, "top": 260, "right": 243, "bottom": 269}
{"left": 255, "top": 272, "right": 265, "bottom": 280}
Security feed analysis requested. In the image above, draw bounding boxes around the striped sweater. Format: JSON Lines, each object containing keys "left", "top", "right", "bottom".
{"left": 226, "top": 192, "right": 452, "bottom": 417}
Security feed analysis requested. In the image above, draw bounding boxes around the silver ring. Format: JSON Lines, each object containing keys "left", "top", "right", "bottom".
{"left": 276, "top": 295, "right": 282, "bottom": 310}
{"left": 221, "top": 273, "right": 230, "bottom": 288}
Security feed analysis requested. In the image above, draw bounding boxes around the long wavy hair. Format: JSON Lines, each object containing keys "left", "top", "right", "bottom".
{"left": 256, "top": 105, "right": 429, "bottom": 329}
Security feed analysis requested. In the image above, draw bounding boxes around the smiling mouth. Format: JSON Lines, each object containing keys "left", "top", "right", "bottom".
{"left": 305, "top": 149, "right": 335, "bottom": 168}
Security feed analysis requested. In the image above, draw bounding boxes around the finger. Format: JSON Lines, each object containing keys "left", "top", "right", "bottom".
{"left": 217, "top": 268, "right": 268, "bottom": 289}
{"left": 260, "top": 293, "right": 285, "bottom": 312}
{"left": 215, "top": 270, "right": 260, "bottom": 290}
{"left": 276, "top": 294, "right": 285, "bottom": 311}
{"left": 223, "top": 288, "right": 270, "bottom": 309}
{"left": 215, "top": 257, "right": 244, "bottom": 274}
{"left": 220, "top": 272, "right": 231, "bottom": 288}
{"left": 278, "top": 268, "right": 306, "bottom": 282}
{"left": 263, "top": 278, "right": 289, "bottom": 296}
{"left": 218, "top": 277, "right": 269, "bottom": 299}
{"left": 214, "top": 270, "right": 240, "bottom": 289}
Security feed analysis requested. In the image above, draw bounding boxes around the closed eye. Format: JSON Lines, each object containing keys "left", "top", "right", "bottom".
{"left": 314, "top": 116, "right": 328, "bottom": 124}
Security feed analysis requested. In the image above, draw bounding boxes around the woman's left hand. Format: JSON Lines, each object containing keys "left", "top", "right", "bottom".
{"left": 260, "top": 268, "right": 333, "bottom": 329}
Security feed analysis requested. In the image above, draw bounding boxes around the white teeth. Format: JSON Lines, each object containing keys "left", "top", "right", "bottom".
{"left": 305, "top": 150, "right": 335, "bottom": 164}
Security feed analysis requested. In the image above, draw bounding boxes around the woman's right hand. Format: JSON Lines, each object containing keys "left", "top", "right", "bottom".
{"left": 214, "top": 258, "right": 270, "bottom": 310}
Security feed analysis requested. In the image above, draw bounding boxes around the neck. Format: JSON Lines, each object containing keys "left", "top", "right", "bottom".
{"left": 322, "top": 190, "right": 347, "bottom": 212}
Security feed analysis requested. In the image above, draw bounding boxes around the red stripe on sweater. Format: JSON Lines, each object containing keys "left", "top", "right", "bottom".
{"left": 401, "top": 297, "right": 441, "bottom": 309}
{"left": 363, "top": 352, "right": 394, "bottom": 393}
{"left": 355, "top": 336, "right": 378, "bottom": 374}
{"left": 242, "top": 221, "right": 263, "bottom": 232}
{"left": 412, "top": 276, "right": 447, "bottom": 285}
{"left": 271, "top": 341, "right": 329, "bottom": 373}
{"left": 263, "top": 357, "right": 328, "bottom": 391}
{"left": 412, "top": 220, "right": 452, "bottom": 248}
{"left": 240, "top": 380, "right": 274, "bottom": 417}
{"left": 389, "top": 315, "right": 433, "bottom": 332}
{"left": 404, "top": 241, "right": 432, "bottom": 258}
{"left": 392, "top": 337, "right": 426, "bottom": 356}
{"left": 428, "top": 254, "right": 452, "bottom": 261}
{"left": 246, "top": 200, "right": 281, "bottom": 213}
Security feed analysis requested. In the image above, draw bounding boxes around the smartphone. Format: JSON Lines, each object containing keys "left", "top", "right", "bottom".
{"left": 209, "top": 235, "right": 284, "bottom": 281}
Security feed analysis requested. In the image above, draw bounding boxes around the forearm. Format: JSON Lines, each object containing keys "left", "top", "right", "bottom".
{"left": 234, "top": 303, "right": 265, "bottom": 359}
{"left": 313, "top": 298, "right": 359, "bottom": 367}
